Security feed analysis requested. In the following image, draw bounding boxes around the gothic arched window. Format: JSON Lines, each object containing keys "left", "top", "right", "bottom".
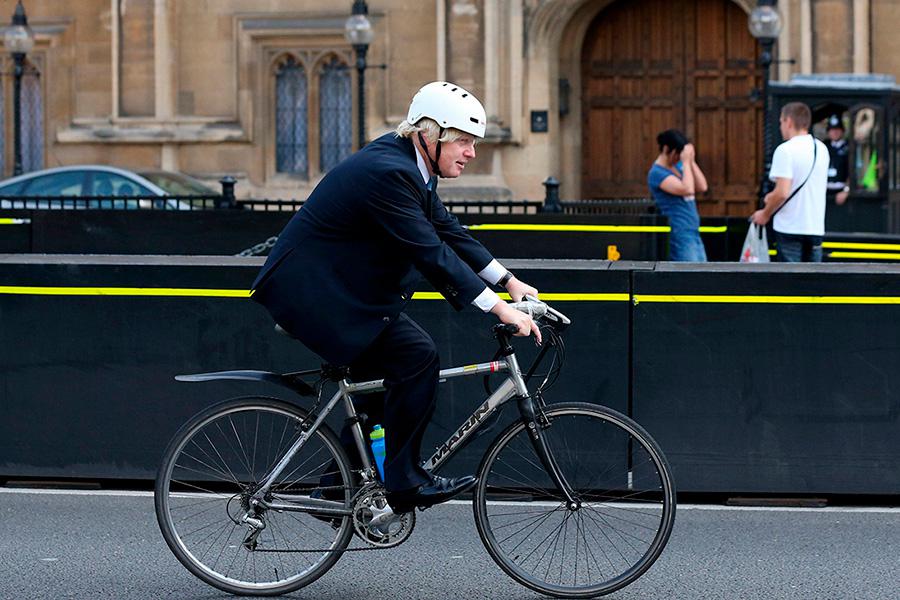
{"left": 21, "top": 60, "right": 44, "bottom": 172}
{"left": 318, "top": 56, "right": 352, "bottom": 173}
{"left": 275, "top": 57, "right": 309, "bottom": 176}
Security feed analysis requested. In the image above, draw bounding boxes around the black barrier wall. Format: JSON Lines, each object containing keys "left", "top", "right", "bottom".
{"left": 631, "top": 263, "right": 900, "bottom": 495}
{"left": 0, "top": 256, "right": 629, "bottom": 482}
{"left": 3, "top": 256, "right": 900, "bottom": 495}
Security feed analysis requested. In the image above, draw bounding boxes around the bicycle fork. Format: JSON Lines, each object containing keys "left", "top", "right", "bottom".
{"left": 502, "top": 345, "right": 579, "bottom": 508}
{"left": 516, "top": 394, "right": 579, "bottom": 507}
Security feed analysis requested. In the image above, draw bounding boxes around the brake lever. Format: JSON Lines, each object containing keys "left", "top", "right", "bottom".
{"left": 524, "top": 294, "right": 571, "bottom": 326}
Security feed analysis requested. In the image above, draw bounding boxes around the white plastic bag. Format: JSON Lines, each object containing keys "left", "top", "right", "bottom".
{"left": 740, "top": 223, "right": 770, "bottom": 263}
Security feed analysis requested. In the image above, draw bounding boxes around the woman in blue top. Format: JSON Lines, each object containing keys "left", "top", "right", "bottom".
{"left": 647, "top": 129, "right": 709, "bottom": 261}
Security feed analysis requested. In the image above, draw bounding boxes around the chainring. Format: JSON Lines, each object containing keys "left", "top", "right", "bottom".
{"left": 351, "top": 482, "right": 416, "bottom": 548}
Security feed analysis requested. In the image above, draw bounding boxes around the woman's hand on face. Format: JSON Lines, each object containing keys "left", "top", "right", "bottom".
{"left": 681, "top": 143, "right": 695, "bottom": 162}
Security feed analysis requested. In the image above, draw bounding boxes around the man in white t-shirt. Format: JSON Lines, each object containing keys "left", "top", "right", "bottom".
{"left": 751, "top": 102, "right": 829, "bottom": 262}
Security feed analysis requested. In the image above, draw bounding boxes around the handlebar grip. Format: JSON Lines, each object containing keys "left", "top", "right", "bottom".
{"left": 492, "top": 323, "right": 520, "bottom": 336}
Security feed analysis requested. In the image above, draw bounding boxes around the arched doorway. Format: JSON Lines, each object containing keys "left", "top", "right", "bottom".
{"left": 580, "top": 0, "right": 761, "bottom": 216}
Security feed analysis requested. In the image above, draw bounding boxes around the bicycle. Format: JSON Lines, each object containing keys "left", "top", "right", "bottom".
{"left": 154, "top": 297, "right": 676, "bottom": 598}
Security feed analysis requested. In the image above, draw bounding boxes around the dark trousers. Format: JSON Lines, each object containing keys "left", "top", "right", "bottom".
{"left": 342, "top": 313, "right": 439, "bottom": 493}
{"left": 774, "top": 230, "right": 823, "bottom": 262}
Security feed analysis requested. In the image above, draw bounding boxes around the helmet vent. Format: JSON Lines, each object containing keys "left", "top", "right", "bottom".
{"left": 451, "top": 87, "right": 458, "bottom": 92}
{"left": 461, "top": 93, "right": 468, "bottom": 98}
{"left": 470, "top": 117, "right": 479, "bottom": 124}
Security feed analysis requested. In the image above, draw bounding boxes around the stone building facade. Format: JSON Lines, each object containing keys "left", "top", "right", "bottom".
{"left": 1, "top": 0, "right": 897, "bottom": 215}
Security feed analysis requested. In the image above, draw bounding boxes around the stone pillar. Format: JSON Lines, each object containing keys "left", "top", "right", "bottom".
{"left": 154, "top": 0, "right": 177, "bottom": 170}
{"left": 852, "top": 0, "right": 870, "bottom": 73}
{"left": 800, "top": 0, "right": 813, "bottom": 73}
{"left": 154, "top": 0, "right": 173, "bottom": 120}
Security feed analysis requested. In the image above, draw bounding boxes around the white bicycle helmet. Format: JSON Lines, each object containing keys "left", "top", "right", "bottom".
{"left": 406, "top": 81, "right": 486, "bottom": 138}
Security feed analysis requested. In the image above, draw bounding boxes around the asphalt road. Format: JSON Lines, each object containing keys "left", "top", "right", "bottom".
{"left": 2, "top": 488, "right": 900, "bottom": 600}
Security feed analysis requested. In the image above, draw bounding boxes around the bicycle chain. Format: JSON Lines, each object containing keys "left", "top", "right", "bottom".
{"left": 252, "top": 485, "right": 415, "bottom": 554}
{"left": 236, "top": 235, "right": 278, "bottom": 257}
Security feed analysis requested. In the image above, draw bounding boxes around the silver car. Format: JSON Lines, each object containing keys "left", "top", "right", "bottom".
{"left": 0, "top": 165, "right": 217, "bottom": 210}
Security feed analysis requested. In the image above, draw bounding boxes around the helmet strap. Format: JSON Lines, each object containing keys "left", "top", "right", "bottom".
{"left": 417, "top": 128, "right": 444, "bottom": 178}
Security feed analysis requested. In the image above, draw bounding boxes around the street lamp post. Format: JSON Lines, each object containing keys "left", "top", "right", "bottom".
{"left": 749, "top": 0, "right": 783, "bottom": 205}
{"left": 4, "top": 0, "right": 35, "bottom": 176}
{"left": 345, "top": 1, "right": 374, "bottom": 150}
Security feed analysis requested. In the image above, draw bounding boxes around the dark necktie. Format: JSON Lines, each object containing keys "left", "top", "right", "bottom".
{"left": 424, "top": 176, "right": 438, "bottom": 221}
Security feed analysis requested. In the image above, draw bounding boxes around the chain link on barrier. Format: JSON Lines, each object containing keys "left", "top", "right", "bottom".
{"left": 236, "top": 236, "right": 279, "bottom": 257}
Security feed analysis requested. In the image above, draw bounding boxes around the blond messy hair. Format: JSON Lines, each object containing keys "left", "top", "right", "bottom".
{"left": 395, "top": 117, "right": 469, "bottom": 144}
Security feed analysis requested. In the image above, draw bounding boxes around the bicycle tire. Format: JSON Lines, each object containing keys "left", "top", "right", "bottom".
{"left": 154, "top": 396, "right": 355, "bottom": 596}
{"left": 473, "top": 402, "right": 676, "bottom": 598}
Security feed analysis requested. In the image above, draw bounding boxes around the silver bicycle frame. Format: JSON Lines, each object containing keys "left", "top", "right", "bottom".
{"left": 252, "top": 350, "right": 530, "bottom": 513}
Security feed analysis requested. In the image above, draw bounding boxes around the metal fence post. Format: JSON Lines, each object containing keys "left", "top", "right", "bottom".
{"left": 219, "top": 176, "right": 237, "bottom": 208}
{"left": 540, "top": 176, "right": 562, "bottom": 213}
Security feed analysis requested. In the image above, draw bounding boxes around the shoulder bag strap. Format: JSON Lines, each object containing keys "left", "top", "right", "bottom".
{"left": 772, "top": 135, "right": 818, "bottom": 217}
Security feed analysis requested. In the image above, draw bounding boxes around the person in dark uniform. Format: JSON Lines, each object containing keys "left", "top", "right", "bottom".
{"left": 250, "top": 82, "right": 541, "bottom": 514}
{"left": 825, "top": 114, "right": 850, "bottom": 205}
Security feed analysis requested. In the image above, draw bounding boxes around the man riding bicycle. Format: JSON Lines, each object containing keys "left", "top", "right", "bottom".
{"left": 250, "top": 81, "right": 540, "bottom": 513}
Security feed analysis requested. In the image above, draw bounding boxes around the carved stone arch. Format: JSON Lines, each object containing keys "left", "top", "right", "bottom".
{"left": 270, "top": 51, "right": 306, "bottom": 76}
{"left": 528, "top": 0, "right": 754, "bottom": 53}
{"left": 310, "top": 51, "right": 351, "bottom": 75}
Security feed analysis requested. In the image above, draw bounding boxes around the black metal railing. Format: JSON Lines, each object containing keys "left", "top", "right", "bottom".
{"left": 237, "top": 198, "right": 545, "bottom": 214}
{"left": 0, "top": 194, "right": 231, "bottom": 211}
{"left": 559, "top": 198, "right": 657, "bottom": 215}
{"left": 0, "top": 173, "right": 658, "bottom": 216}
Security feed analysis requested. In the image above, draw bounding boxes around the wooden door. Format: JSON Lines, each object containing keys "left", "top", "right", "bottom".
{"left": 581, "top": 0, "right": 761, "bottom": 216}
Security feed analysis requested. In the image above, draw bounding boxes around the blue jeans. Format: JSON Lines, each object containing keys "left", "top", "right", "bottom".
{"left": 656, "top": 198, "right": 707, "bottom": 262}
{"left": 774, "top": 231, "right": 823, "bottom": 262}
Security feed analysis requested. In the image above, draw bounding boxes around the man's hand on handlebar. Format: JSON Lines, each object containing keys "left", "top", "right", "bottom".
{"left": 490, "top": 300, "right": 542, "bottom": 345}
{"left": 505, "top": 276, "right": 539, "bottom": 303}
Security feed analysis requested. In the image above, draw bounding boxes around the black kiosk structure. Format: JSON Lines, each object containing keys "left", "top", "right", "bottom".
{"left": 769, "top": 74, "right": 900, "bottom": 234}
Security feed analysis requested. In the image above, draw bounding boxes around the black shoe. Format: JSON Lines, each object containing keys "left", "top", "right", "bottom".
{"left": 386, "top": 475, "right": 477, "bottom": 514}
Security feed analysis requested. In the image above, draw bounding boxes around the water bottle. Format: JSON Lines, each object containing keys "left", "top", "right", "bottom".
{"left": 369, "top": 425, "right": 386, "bottom": 482}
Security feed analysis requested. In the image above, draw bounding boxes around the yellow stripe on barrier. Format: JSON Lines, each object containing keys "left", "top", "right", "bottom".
{"left": 0, "top": 218, "right": 30, "bottom": 225}
{"left": 0, "top": 286, "right": 629, "bottom": 302}
{"left": 467, "top": 223, "right": 728, "bottom": 234}
{"left": 823, "top": 241, "right": 900, "bottom": 251}
{"left": 467, "top": 224, "right": 670, "bottom": 233}
{"left": 0, "top": 286, "right": 252, "bottom": 298}
{"left": 412, "top": 292, "right": 629, "bottom": 302}
{"left": 827, "top": 251, "right": 900, "bottom": 261}
{"left": 4, "top": 287, "right": 899, "bottom": 305}
{"left": 633, "top": 294, "right": 900, "bottom": 305}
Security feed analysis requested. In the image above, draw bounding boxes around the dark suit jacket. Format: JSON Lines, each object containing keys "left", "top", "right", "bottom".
{"left": 251, "top": 133, "right": 495, "bottom": 365}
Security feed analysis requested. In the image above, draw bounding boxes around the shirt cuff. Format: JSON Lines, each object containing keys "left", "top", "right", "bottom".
{"left": 472, "top": 287, "right": 502, "bottom": 312}
{"left": 477, "top": 259, "right": 506, "bottom": 286}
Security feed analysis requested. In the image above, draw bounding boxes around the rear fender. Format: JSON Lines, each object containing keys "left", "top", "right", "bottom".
{"left": 175, "top": 370, "right": 317, "bottom": 397}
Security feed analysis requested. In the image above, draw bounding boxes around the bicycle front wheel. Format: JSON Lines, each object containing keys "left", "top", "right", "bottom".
{"left": 154, "top": 396, "right": 354, "bottom": 596}
{"left": 473, "top": 402, "right": 675, "bottom": 598}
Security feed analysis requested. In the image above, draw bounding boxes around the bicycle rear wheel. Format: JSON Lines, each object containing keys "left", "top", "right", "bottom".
{"left": 154, "top": 396, "right": 354, "bottom": 596}
{"left": 473, "top": 402, "right": 675, "bottom": 598}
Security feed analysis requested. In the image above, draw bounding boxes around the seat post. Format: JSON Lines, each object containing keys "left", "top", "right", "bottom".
{"left": 339, "top": 379, "right": 376, "bottom": 479}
